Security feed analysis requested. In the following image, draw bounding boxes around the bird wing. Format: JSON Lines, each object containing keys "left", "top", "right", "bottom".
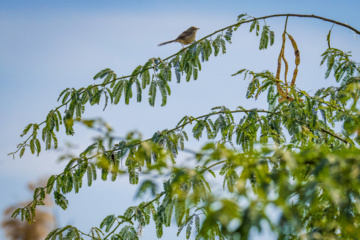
{"left": 176, "top": 28, "right": 191, "bottom": 40}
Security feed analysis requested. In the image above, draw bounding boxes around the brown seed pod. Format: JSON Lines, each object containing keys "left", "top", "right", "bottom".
{"left": 287, "top": 33, "right": 300, "bottom": 87}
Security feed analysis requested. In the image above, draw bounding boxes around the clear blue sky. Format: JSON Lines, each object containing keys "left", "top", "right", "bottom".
{"left": 1, "top": 0, "right": 359, "bottom": 239}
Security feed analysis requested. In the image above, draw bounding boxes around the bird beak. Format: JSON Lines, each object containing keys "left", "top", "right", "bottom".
{"left": 197, "top": 28, "right": 200, "bottom": 30}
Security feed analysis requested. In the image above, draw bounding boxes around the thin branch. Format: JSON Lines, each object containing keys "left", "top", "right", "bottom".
{"left": 78, "top": 230, "right": 98, "bottom": 239}
{"left": 103, "top": 192, "right": 165, "bottom": 239}
{"left": 19, "top": 108, "right": 269, "bottom": 214}
{"left": 319, "top": 127, "right": 349, "bottom": 144}
{"left": 201, "top": 160, "right": 227, "bottom": 174}
{"left": 21, "top": 100, "right": 351, "bottom": 213}
{"left": 11, "top": 13, "right": 359, "bottom": 157}
{"left": 201, "top": 13, "right": 360, "bottom": 38}
{"left": 8, "top": 102, "right": 69, "bottom": 156}
{"left": 164, "top": 109, "right": 272, "bottom": 134}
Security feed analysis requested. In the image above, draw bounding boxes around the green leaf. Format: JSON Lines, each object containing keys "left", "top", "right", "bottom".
{"left": 62, "top": 91, "right": 71, "bottom": 104}
{"left": 195, "top": 215, "right": 200, "bottom": 233}
{"left": 149, "top": 81, "right": 157, "bottom": 107}
{"left": 102, "top": 72, "right": 113, "bottom": 85}
{"left": 175, "top": 199, "right": 185, "bottom": 226}
{"left": 212, "top": 37, "right": 220, "bottom": 56}
{"left": 231, "top": 68, "right": 246, "bottom": 76}
{"left": 158, "top": 80, "right": 168, "bottom": 107}
{"left": 11, "top": 208, "right": 22, "bottom": 219}
{"left": 46, "top": 175, "right": 56, "bottom": 194}
{"left": 57, "top": 88, "right": 70, "bottom": 102}
{"left": 51, "top": 131, "right": 58, "bottom": 149}
{"left": 270, "top": 31, "right": 275, "bottom": 46}
{"left": 192, "top": 121, "right": 205, "bottom": 140}
{"left": 30, "top": 139, "right": 35, "bottom": 154}
{"left": 73, "top": 173, "right": 80, "bottom": 193}
{"left": 124, "top": 80, "right": 133, "bottom": 105}
{"left": 21, "top": 123, "right": 33, "bottom": 137}
{"left": 186, "top": 218, "right": 193, "bottom": 239}
{"left": 94, "top": 68, "right": 113, "bottom": 80}
{"left": 220, "top": 38, "right": 226, "bottom": 54}
{"left": 45, "top": 228, "right": 60, "bottom": 240}
{"left": 85, "top": 88, "right": 94, "bottom": 104}
{"left": 101, "top": 168, "right": 109, "bottom": 181}
{"left": 175, "top": 62, "right": 181, "bottom": 83}
{"left": 119, "top": 225, "right": 138, "bottom": 240}
{"left": 327, "top": 25, "right": 334, "bottom": 49}
{"left": 91, "top": 163, "right": 97, "bottom": 180}
{"left": 102, "top": 92, "right": 109, "bottom": 111}
{"left": 167, "top": 65, "right": 172, "bottom": 82}
{"left": 87, "top": 165, "right": 93, "bottom": 186}
{"left": 20, "top": 147, "right": 25, "bottom": 158}
{"left": 135, "top": 180, "right": 158, "bottom": 199}
{"left": 259, "top": 25, "right": 270, "bottom": 50}
{"left": 135, "top": 79, "right": 142, "bottom": 102}
{"left": 237, "top": 13, "right": 247, "bottom": 21}
{"left": 110, "top": 73, "right": 117, "bottom": 87}
{"left": 54, "top": 191, "right": 69, "bottom": 210}
{"left": 186, "top": 65, "right": 192, "bottom": 82}
{"left": 249, "top": 20, "right": 257, "bottom": 32}
{"left": 142, "top": 69, "right": 151, "bottom": 89}
{"left": 193, "top": 68, "right": 198, "bottom": 80}
{"left": 100, "top": 215, "right": 116, "bottom": 232}
{"left": 113, "top": 80, "right": 125, "bottom": 104}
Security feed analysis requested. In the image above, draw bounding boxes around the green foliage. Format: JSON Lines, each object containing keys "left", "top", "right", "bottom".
{"left": 9, "top": 12, "right": 360, "bottom": 240}
{"left": 117, "top": 225, "right": 138, "bottom": 240}
{"left": 54, "top": 191, "right": 69, "bottom": 210}
{"left": 100, "top": 215, "right": 117, "bottom": 232}
{"left": 136, "top": 180, "right": 158, "bottom": 198}
{"left": 321, "top": 48, "right": 359, "bottom": 84}
{"left": 259, "top": 25, "right": 272, "bottom": 50}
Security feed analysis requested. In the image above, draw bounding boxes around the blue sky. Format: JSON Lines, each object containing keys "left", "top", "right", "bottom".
{"left": 1, "top": 0, "right": 359, "bottom": 239}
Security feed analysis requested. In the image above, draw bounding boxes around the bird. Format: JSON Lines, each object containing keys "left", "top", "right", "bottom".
{"left": 158, "top": 26, "right": 200, "bottom": 48}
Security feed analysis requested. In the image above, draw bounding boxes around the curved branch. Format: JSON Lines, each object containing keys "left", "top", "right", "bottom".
{"left": 103, "top": 191, "right": 165, "bottom": 239}
{"left": 18, "top": 108, "right": 271, "bottom": 214}
{"left": 199, "top": 13, "right": 360, "bottom": 40}
{"left": 21, "top": 102, "right": 349, "bottom": 215}
{"left": 11, "top": 13, "right": 359, "bottom": 157}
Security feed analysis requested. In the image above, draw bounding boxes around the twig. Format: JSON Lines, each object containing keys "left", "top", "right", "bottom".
{"left": 11, "top": 14, "right": 360, "bottom": 157}
{"left": 103, "top": 192, "right": 165, "bottom": 239}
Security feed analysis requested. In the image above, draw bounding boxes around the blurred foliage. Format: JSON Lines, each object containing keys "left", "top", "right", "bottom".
{"left": 8, "top": 13, "right": 360, "bottom": 239}
{"left": 2, "top": 179, "right": 56, "bottom": 240}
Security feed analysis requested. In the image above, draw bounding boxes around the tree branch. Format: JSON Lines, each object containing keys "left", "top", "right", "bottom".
{"left": 11, "top": 13, "right": 359, "bottom": 158}
{"left": 199, "top": 13, "right": 360, "bottom": 40}
{"left": 103, "top": 192, "right": 165, "bottom": 239}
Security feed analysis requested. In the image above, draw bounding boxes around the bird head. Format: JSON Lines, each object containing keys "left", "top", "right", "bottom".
{"left": 190, "top": 26, "right": 200, "bottom": 32}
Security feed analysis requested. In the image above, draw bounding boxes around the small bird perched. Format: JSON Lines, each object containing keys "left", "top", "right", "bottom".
{"left": 158, "top": 26, "right": 200, "bottom": 48}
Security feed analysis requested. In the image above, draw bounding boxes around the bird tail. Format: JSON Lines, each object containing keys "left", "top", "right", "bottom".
{"left": 158, "top": 39, "right": 176, "bottom": 46}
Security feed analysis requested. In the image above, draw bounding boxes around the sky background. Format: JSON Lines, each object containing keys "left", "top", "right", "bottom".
{"left": 1, "top": 0, "right": 360, "bottom": 239}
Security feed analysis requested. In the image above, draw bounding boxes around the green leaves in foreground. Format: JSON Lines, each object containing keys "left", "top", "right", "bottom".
{"left": 45, "top": 144, "right": 360, "bottom": 239}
